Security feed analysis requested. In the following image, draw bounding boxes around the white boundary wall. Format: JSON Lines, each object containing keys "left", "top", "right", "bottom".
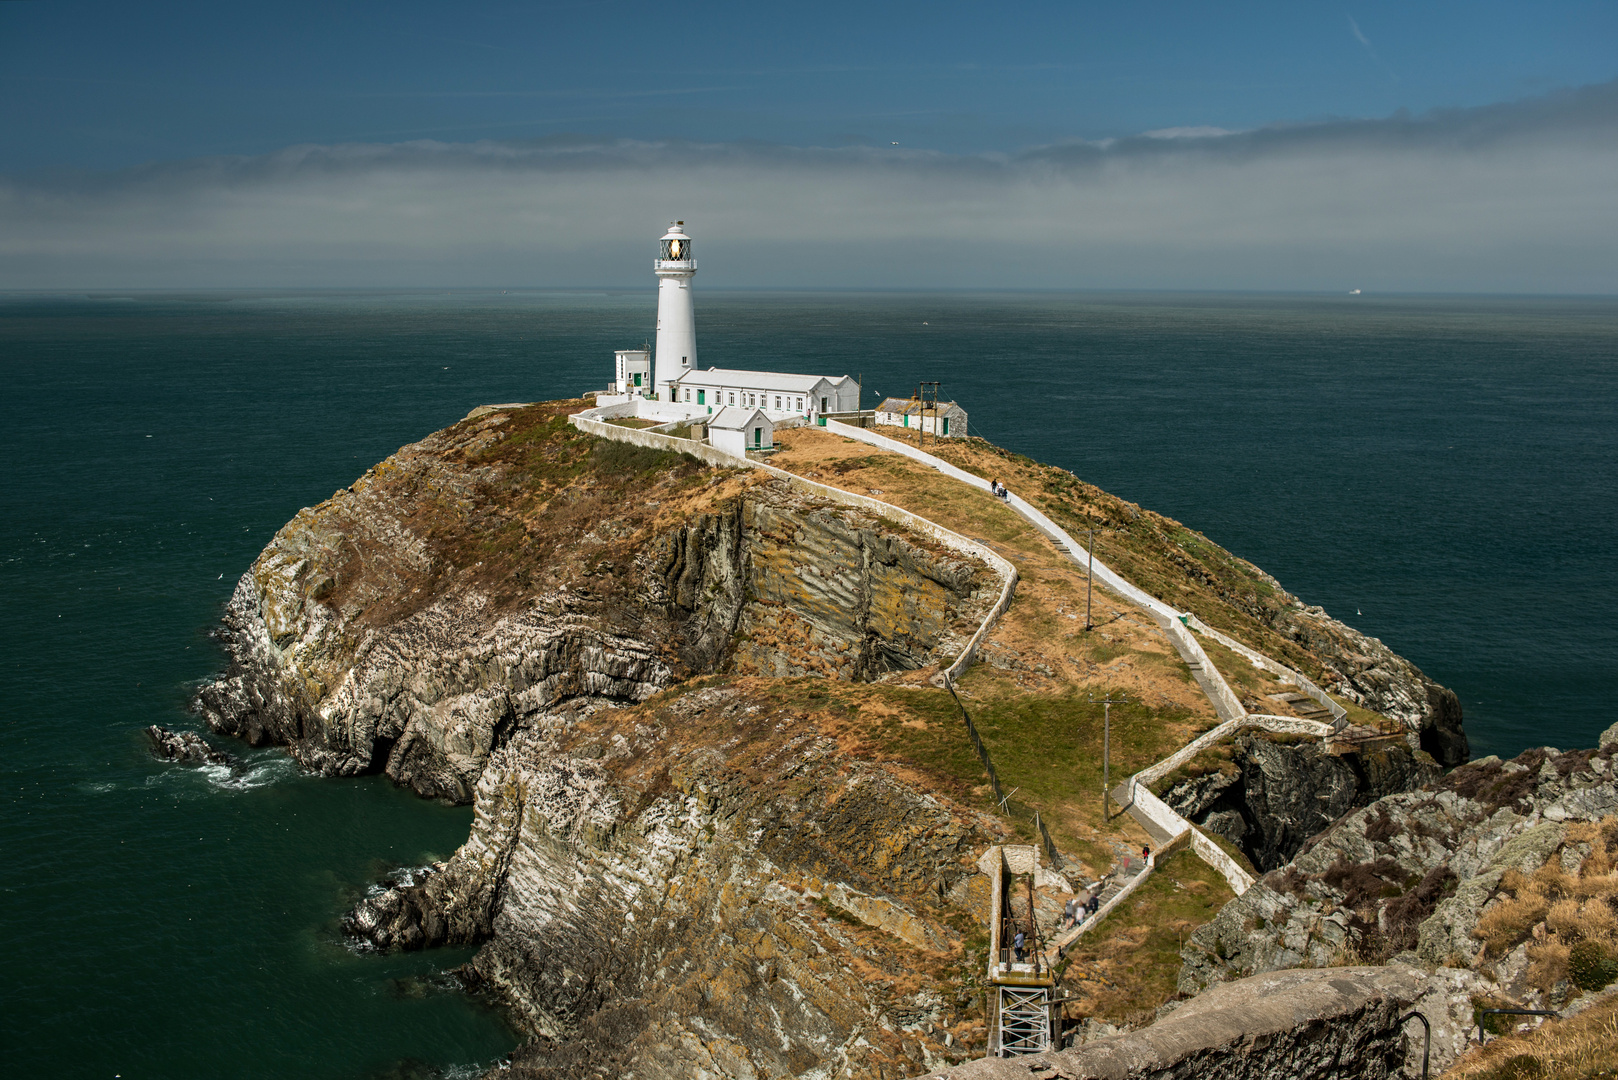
{"left": 823, "top": 421, "right": 1248, "bottom": 721}
{"left": 1130, "top": 784, "right": 1256, "bottom": 895}
{"left": 1133, "top": 714, "right": 1334, "bottom": 791}
{"left": 569, "top": 407, "right": 1018, "bottom": 680}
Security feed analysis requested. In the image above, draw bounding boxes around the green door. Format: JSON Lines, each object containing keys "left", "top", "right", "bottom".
{"left": 942, "top": 417, "right": 949, "bottom": 435}
{"left": 632, "top": 372, "right": 642, "bottom": 387}
{"left": 697, "top": 390, "right": 705, "bottom": 404}
{"left": 752, "top": 427, "right": 762, "bottom": 447}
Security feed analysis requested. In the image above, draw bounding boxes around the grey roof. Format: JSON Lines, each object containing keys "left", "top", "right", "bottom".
{"left": 673, "top": 367, "right": 851, "bottom": 393}
{"left": 706, "top": 405, "right": 772, "bottom": 431}
{"left": 876, "top": 397, "right": 965, "bottom": 415}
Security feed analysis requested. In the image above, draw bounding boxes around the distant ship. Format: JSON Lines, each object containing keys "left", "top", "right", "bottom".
{"left": 1349, "top": 288, "right": 1362, "bottom": 295}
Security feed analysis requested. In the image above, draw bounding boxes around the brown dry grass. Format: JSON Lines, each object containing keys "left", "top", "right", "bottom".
{"left": 1445, "top": 995, "right": 1618, "bottom": 1080}
{"left": 870, "top": 432, "right": 1351, "bottom": 684}
{"left": 1474, "top": 818, "right": 1618, "bottom": 997}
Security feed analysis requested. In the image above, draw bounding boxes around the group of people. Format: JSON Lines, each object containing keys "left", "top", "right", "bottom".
{"left": 989, "top": 478, "right": 1010, "bottom": 500}
{"left": 1061, "top": 890, "right": 1101, "bottom": 932}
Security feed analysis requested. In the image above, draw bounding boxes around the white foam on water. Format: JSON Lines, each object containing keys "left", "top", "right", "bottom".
{"left": 205, "top": 755, "right": 301, "bottom": 791}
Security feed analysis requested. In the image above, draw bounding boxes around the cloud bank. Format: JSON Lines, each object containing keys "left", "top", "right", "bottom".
{"left": 4, "top": 81, "right": 1616, "bottom": 292}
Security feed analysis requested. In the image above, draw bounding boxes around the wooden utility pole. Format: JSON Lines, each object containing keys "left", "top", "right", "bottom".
{"left": 1078, "top": 527, "right": 1095, "bottom": 631}
{"left": 1090, "top": 693, "right": 1127, "bottom": 820}
{"left": 917, "top": 380, "right": 940, "bottom": 449}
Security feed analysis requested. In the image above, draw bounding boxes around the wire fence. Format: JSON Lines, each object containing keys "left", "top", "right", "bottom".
{"left": 943, "top": 675, "right": 1067, "bottom": 871}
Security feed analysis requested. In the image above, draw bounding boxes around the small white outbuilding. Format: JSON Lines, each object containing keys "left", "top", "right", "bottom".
{"left": 707, "top": 406, "right": 774, "bottom": 456}
{"left": 874, "top": 397, "right": 968, "bottom": 437}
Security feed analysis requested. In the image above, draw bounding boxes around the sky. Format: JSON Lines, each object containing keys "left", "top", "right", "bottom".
{"left": 2, "top": 1, "right": 1616, "bottom": 291}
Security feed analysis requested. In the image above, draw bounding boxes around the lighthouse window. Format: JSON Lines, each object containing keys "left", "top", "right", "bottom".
{"left": 682, "top": 356, "right": 689, "bottom": 366}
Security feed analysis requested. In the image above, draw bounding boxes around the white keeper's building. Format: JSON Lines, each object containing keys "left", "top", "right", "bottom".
{"left": 595, "top": 223, "right": 862, "bottom": 425}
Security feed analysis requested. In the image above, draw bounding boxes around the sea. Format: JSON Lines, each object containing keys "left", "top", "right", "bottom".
{"left": 3, "top": 289, "right": 1614, "bottom": 1077}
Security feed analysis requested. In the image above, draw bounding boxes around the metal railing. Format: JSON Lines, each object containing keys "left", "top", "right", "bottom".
{"left": 1477, "top": 1008, "right": 1557, "bottom": 1045}
{"left": 1400, "top": 1011, "right": 1431, "bottom": 1079}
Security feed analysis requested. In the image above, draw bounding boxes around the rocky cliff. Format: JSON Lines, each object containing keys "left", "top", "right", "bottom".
{"left": 1156, "top": 731, "right": 1440, "bottom": 873}
{"left": 195, "top": 402, "right": 994, "bottom": 802}
{"left": 348, "top": 679, "right": 1004, "bottom": 1077}
{"left": 189, "top": 403, "right": 1478, "bottom": 1078}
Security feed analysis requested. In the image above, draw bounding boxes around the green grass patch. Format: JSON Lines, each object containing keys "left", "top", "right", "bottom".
{"left": 1059, "top": 849, "right": 1235, "bottom": 1024}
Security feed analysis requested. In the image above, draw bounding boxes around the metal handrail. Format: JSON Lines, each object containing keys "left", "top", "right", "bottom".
{"left": 1477, "top": 1008, "right": 1557, "bottom": 1045}
{"left": 1400, "top": 1011, "right": 1430, "bottom": 1079}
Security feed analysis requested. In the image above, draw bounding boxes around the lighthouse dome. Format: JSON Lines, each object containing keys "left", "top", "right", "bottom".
{"left": 658, "top": 222, "right": 693, "bottom": 262}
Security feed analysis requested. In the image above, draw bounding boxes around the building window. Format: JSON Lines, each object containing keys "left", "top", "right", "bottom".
{"left": 795, "top": 397, "right": 803, "bottom": 411}
{"left": 729, "top": 392, "right": 736, "bottom": 405}
{"left": 683, "top": 388, "right": 690, "bottom": 402}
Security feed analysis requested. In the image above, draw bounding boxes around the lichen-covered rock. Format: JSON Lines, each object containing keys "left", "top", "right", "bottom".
{"left": 1179, "top": 745, "right": 1618, "bottom": 998}
{"left": 1275, "top": 603, "right": 1468, "bottom": 765}
{"left": 938, "top": 965, "right": 1437, "bottom": 1080}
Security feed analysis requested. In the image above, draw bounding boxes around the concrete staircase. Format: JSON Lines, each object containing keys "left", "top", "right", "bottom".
{"left": 1045, "top": 855, "right": 1149, "bottom": 958}
{"left": 1264, "top": 690, "right": 1334, "bottom": 723}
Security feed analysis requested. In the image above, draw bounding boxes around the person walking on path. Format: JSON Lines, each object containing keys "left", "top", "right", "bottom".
{"left": 1062, "top": 896, "right": 1078, "bottom": 930}
{"left": 1013, "top": 929, "right": 1027, "bottom": 962}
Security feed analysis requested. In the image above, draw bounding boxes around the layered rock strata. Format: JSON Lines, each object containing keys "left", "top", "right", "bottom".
{"left": 348, "top": 681, "right": 1003, "bottom": 1078}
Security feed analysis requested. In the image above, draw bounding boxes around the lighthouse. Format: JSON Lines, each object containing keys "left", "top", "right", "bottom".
{"left": 653, "top": 222, "right": 696, "bottom": 400}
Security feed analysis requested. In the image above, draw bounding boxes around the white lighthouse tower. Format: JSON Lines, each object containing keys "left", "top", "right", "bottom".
{"left": 652, "top": 222, "right": 696, "bottom": 400}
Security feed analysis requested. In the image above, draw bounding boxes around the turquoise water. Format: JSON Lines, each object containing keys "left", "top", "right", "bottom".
{"left": 3, "top": 290, "right": 1615, "bottom": 1076}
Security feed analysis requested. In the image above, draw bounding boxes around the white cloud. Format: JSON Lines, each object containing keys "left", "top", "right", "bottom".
{"left": 1141, "top": 126, "right": 1240, "bottom": 140}
{"left": 3, "top": 81, "right": 1615, "bottom": 292}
